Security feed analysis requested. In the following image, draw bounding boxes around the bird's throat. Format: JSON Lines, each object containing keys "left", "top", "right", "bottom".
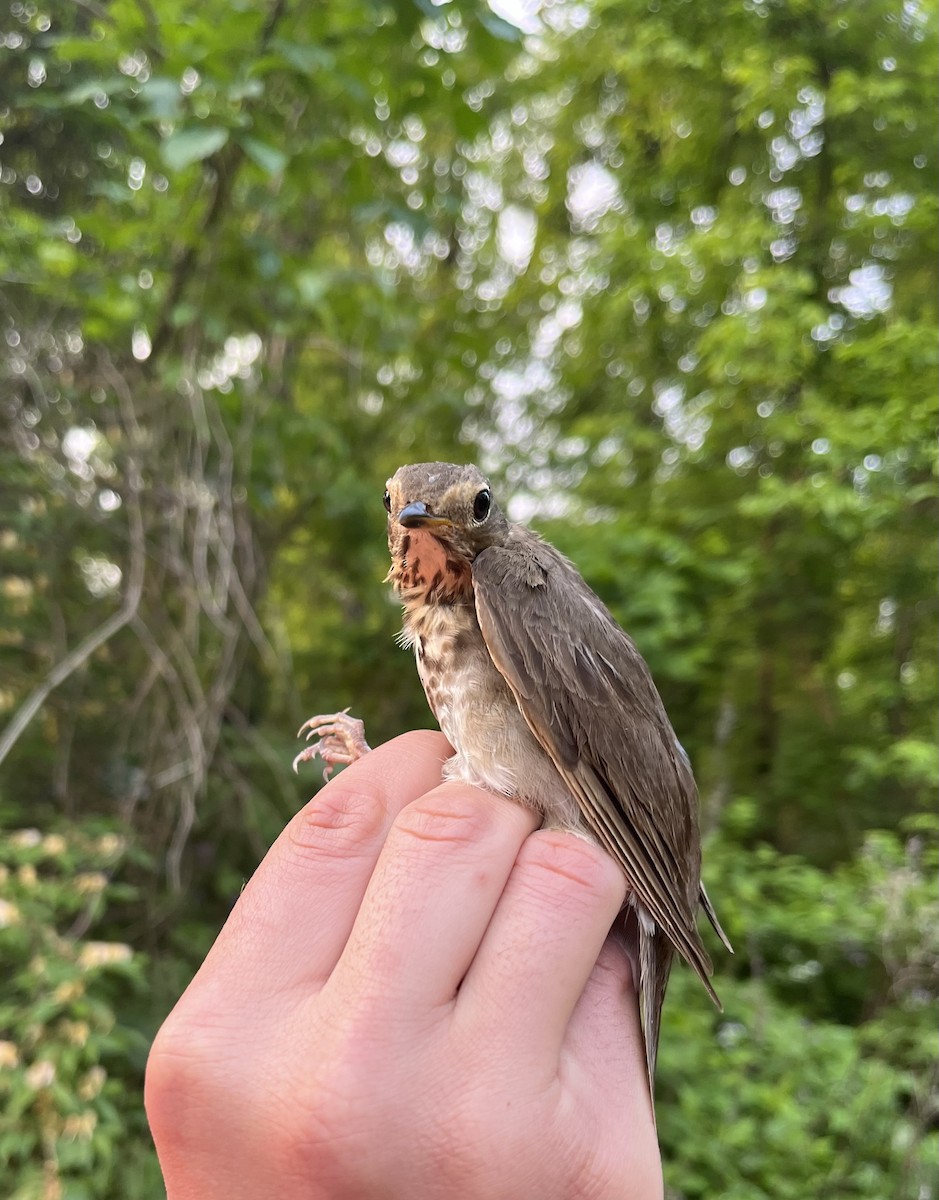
{"left": 389, "top": 529, "right": 473, "bottom": 608}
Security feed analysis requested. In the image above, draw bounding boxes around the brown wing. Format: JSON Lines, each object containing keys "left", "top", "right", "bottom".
{"left": 472, "top": 528, "right": 719, "bottom": 999}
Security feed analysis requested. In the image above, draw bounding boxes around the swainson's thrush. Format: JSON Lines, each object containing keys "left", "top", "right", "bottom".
{"left": 296, "top": 461, "right": 731, "bottom": 1096}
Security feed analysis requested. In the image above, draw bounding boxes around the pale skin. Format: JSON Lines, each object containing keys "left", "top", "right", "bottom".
{"left": 145, "top": 731, "right": 664, "bottom": 1200}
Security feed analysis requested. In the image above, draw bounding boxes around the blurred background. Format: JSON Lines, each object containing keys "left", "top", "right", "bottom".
{"left": 1, "top": 0, "right": 936, "bottom": 1195}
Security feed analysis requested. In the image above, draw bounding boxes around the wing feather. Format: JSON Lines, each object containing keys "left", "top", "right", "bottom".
{"left": 472, "top": 529, "right": 723, "bottom": 999}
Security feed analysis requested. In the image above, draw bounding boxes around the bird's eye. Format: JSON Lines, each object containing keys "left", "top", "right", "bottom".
{"left": 383, "top": 490, "right": 392, "bottom": 513}
{"left": 473, "top": 488, "right": 492, "bottom": 522}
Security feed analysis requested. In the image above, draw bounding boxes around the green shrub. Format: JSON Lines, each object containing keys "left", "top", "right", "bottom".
{"left": 0, "top": 821, "right": 162, "bottom": 1200}
{"left": 658, "top": 816, "right": 939, "bottom": 1199}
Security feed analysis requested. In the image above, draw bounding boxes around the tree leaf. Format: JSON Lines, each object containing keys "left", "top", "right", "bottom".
{"left": 241, "top": 136, "right": 287, "bottom": 177}
{"left": 139, "top": 77, "right": 184, "bottom": 120}
{"left": 160, "top": 126, "right": 229, "bottom": 171}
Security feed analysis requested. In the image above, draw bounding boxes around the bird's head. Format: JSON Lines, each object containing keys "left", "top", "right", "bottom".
{"left": 384, "top": 462, "right": 509, "bottom": 598}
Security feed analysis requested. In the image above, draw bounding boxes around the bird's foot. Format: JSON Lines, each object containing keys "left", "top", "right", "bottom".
{"left": 293, "top": 709, "right": 372, "bottom": 781}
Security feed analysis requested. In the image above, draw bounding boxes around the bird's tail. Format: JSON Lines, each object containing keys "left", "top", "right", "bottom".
{"left": 639, "top": 915, "right": 673, "bottom": 1106}
{"left": 622, "top": 906, "right": 674, "bottom": 1120}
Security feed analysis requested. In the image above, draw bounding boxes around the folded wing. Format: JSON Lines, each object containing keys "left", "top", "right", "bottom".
{"left": 472, "top": 530, "right": 725, "bottom": 1062}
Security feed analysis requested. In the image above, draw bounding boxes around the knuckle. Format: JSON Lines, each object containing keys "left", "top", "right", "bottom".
{"left": 288, "top": 783, "right": 385, "bottom": 854}
{"left": 145, "top": 1026, "right": 188, "bottom": 1133}
{"left": 519, "top": 829, "right": 627, "bottom": 907}
{"left": 145, "top": 1010, "right": 228, "bottom": 1145}
{"left": 393, "top": 786, "right": 500, "bottom": 850}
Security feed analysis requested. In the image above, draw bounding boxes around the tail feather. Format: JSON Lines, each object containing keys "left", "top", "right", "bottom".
{"left": 635, "top": 910, "right": 674, "bottom": 1113}
{"left": 700, "top": 881, "right": 733, "bottom": 955}
{"left": 628, "top": 889, "right": 730, "bottom": 1113}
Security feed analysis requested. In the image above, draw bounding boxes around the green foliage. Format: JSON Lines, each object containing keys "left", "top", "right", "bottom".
{"left": 501, "top": 0, "right": 938, "bottom": 858}
{"left": 0, "top": 821, "right": 159, "bottom": 1199}
{"left": 659, "top": 815, "right": 939, "bottom": 1199}
{"left": 0, "top": 0, "right": 935, "bottom": 1194}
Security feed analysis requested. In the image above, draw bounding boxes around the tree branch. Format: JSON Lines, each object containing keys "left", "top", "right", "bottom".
{"left": 0, "top": 455, "right": 145, "bottom": 769}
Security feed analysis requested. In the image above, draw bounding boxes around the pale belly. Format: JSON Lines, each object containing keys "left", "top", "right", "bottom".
{"left": 410, "top": 604, "right": 578, "bottom": 828}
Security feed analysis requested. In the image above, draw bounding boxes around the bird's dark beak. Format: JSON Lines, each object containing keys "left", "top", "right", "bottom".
{"left": 398, "top": 501, "right": 452, "bottom": 530}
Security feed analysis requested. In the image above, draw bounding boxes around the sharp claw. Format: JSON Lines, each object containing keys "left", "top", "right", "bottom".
{"left": 294, "top": 710, "right": 368, "bottom": 778}
{"left": 297, "top": 708, "right": 352, "bottom": 739}
{"left": 306, "top": 723, "right": 343, "bottom": 742}
{"left": 292, "top": 745, "right": 321, "bottom": 773}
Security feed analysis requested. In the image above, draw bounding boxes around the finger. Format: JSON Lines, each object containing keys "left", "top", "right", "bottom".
{"left": 457, "top": 828, "right": 627, "bottom": 1067}
{"left": 561, "top": 936, "right": 660, "bottom": 1183}
{"left": 189, "top": 731, "right": 453, "bottom": 1010}
{"left": 563, "top": 935, "right": 653, "bottom": 1110}
{"left": 328, "top": 783, "right": 539, "bottom": 1015}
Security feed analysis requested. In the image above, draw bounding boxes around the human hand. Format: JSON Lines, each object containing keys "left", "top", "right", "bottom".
{"left": 145, "top": 731, "right": 663, "bottom": 1200}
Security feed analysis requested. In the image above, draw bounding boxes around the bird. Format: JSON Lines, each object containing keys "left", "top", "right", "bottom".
{"left": 295, "top": 461, "right": 731, "bottom": 1097}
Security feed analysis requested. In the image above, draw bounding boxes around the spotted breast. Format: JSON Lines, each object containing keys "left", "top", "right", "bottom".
{"left": 393, "top": 528, "right": 575, "bottom": 821}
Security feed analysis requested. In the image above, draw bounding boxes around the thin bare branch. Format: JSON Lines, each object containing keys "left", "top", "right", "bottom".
{"left": 0, "top": 455, "right": 145, "bottom": 768}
